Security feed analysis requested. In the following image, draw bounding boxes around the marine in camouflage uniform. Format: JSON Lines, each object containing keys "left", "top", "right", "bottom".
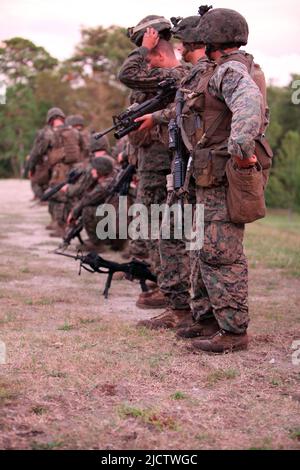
{"left": 65, "top": 114, "right": 91, "bottom": 161}
{"left": 175, "top": 7, "right": 271, "bottom": 353}
{"left": 119, "top": 17, "right": 189, "bottom": 311}
{"left": 69, "top": 156, "right": 116, "bottom": 250}
{"left": 28, "top": 123, "right": 53, "bottom": 201}
{"left": 134, "top": 15, "right": 209, "bottom": 327}
{"left": 45, "top": 108, "right": 86, "bottom": 236}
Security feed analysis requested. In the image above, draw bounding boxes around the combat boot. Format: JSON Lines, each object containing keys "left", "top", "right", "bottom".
{"left": 136, "top": 289, "right": 168, "bottom": 309}
{"left": 176, "top": 317, "right": 219, "bottom": 339}
{"left": 136, "top": 308, "right": 191, "bottom": 330}
{"left": 190, "top": 329, "right": 249, "bottom": 354}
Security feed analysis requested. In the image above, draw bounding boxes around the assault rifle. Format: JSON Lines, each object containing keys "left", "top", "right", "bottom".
{"left": 41, "top": 168, "right": 84, "bottom": 202}
{"left": 55, "top": 250, "right": 157, "bottom": 298}
{"left": 94, "top": 78, "right": 177, "bottom": 141}
{"left": 167, "top": 89, "right": 193, "bottom": 205}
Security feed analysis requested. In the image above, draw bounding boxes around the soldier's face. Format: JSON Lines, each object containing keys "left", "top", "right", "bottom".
{"left": 146, "top": 52, "right": 164, "bottom": 69}
{"left": 91, "top": 168, "right": 98, "bottom": 179}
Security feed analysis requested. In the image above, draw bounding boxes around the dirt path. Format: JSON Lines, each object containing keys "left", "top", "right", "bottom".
{"left": 0, "top": 179, "right": 299, "bottom": 450}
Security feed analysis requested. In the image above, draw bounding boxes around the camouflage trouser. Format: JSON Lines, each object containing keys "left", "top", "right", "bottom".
{"left": 48, "top": 200, "right": 71, "bottom": 228}
{"left": 82, "top": 205, "right": 127, "bottom": 250}
{"left": 31, "top": 181, "right": 45, "bottom": 199}
{"left": 129, "top": 238, "right": 149, "bottom": 259}
{"left": 158, "top": 183, "right": 196, "bottom": 310}
{"left": 135, "top": 169, "right": 168, "bottom": 276}
{"left": 82, "top": 206, "right": 99, "bottom": 245}
{"left": 190, "top": 185, "right": 249, "bottom": 334}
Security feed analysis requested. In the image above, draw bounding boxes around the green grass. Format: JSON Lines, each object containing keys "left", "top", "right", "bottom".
{"left": 245, "top": 210, "right": 300, "bottom": 277}
{"left": 170, "top": 391, "right": 187, "bottom": 400}
{"left": 118, "top": 404, "right": 178, "bottom": 431}
{"left": 31, "top": 440, "right": 63, "bottom": 450}
{"left": 57, "top": 322, "right": 74, "bottom": 331}
{"left": 289, "top": 428, "right": 300, "bottom": 441}
{"left": 206, "top": 368, "right": 239, "bottom": 386}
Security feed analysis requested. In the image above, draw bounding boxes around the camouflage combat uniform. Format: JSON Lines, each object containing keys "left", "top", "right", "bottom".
{"left": 119, "top": 46, "right": 190, "bottom": 309}
{"left": 28, "top": 126, "right": 53, "bottom": 199}
{"left": 71, "top": 168, "right": 116, "bottom": 246}
{"left": 47, "top": 124, "right": 86, "bottom": 229}
{"left": 182, "top": 51, "right": 268, "bottom": 334}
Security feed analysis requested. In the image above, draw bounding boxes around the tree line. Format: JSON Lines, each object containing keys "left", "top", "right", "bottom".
{"left": 0, "top": 26, "right": 299, "bottom": 211}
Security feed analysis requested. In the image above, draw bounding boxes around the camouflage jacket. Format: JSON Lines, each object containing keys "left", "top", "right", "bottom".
{"left": 72, "top": 171, "right": 116, "bottom": 219}
{"left": 118, "top": 46, "right": 188, "bottom": 170}
{"left": 154, "top": 51, "right": 264, "bottom": 159}
{"left": 28, "top": 126, "right": 54, "bottom": 172}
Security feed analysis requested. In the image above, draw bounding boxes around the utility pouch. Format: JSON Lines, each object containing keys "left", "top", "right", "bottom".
{"left": 226, "top": 158, "right": 266, "bottom": 224}
{"left": 193, "top": 147, "right": 229, "bottom": 188}
{"left": 254, "top": 135, "right": 273, "bottom": 187}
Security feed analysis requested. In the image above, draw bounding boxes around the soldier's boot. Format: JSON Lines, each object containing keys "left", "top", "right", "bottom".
{"left": 136, "top": 289, "right": 168, "bottom": 309}
{"left": 190, "top": 329, "right": 249, "bottom": 354}
{"left": 176, "top": 317, "right": 219, "bottom": 339}
{"left": 136, "top": 308, "right": 191, "bottom": 330}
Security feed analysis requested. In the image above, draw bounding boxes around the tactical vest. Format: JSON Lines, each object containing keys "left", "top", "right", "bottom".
{"left": 182, "top": 52, "right": 273, "bottom": 188}
{"left": 48, "top": 126, "right": 81, "bottom": 167}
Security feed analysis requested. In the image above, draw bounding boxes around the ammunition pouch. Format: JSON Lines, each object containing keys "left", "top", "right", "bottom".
{"left": 225, "top": 158, "right": 266, "bottom": 224}
{"left": 254, "top": 135, "right": 273, "bottom": 187}
{"left": 193, "top": 146, "right": 229, "bottom": 188}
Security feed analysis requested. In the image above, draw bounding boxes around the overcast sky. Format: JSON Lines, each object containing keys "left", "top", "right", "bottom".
{"left": 1, "top": 0, "right": 300, "bottom": 85}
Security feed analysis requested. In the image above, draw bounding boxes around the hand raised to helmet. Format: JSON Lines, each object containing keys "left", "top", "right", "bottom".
{"left": 142, "top": 27, "right": 160, "bottom": 50}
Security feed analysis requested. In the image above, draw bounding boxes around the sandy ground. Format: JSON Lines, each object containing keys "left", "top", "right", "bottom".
{"left": 0, "top": 179, "right": 299, "bottom": 450}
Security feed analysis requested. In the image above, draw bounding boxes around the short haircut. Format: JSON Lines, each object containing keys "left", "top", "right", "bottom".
{"left": 149, "top": 39, "right": 175, "bottom": 58}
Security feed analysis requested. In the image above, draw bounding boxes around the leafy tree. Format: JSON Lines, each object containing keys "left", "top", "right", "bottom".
{"left": 0, "top": 37, "right": 58, "bottom": 86}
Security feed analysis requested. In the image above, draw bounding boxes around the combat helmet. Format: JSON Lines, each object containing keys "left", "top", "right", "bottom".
{"left": 66, "top": 114, "right": 85, "bottom": 127}
{"left": 46, "top": 107, "right": 66, "bottom": 124}
{"left": 127, "top": 15, "right": 172, "bottom": 46}
{"left": 90, "top": 134, "right": 110, "bottom": 153}
{"left": 198, "top": 6, "right": 249, "bottom": 46}
{"left": 91, "top": 156, "right": 114, "bottom": 176}
{"left": 171, "top": 16, "right": 203, "bottom": 44}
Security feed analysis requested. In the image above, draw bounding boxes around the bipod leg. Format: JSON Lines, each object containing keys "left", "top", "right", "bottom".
{"left": 103, "top": 271, "right": 113, "bottom": 299}
{"left": 77, "top": 232, "right": 85, "bottom": 245}
{"left": 140, "top": 279, "right": 148, "bottom": 293}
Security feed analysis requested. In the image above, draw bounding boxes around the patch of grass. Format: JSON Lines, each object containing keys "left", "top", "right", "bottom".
{"left": 31, "top": 406, "right": 48, "bottom": 415}
{"left": 31, "top": 440, "right": 63, "bottom": 450}
{"left": 24, "top": 297, "right": 57, "bottom": 306}
{"left": 149, "top": 352, "right": 173, "bottom": 369}
{"left": 0, "top": 384, "right": 17, "bottom": 402}
{"left": 48, "top": 371, "right": 67, "bottom": 378}
{"left": 289, "top": 428, "right": 300, "bottom": 441}
{"left": 20, "top": 267, "right": 30, "bottom": 274}
{"left": 0, "top": 312, "right": 17, "bottom": 324}
{"left": 245, "top": 210, "right": 300, "bottom": 277}
{"left": 206, "top": 368, "right": 239, "bottom": 386}
{"left": 79, "top": 318, "right": 97, "bottom": 325}
{"left": 57, "top": 322, "right": 74, "bottom": 331}
{"left": 118, "top": 405, "right": 178, "bottom": 431}
{"left": 270, "top": 377, "right": 282, "bottom": 387}
{"left": 195, "top": 433, "right": 214, "bottom": 443}
{"left": 170, "top": 391, "right": 187, "bottom": 400}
